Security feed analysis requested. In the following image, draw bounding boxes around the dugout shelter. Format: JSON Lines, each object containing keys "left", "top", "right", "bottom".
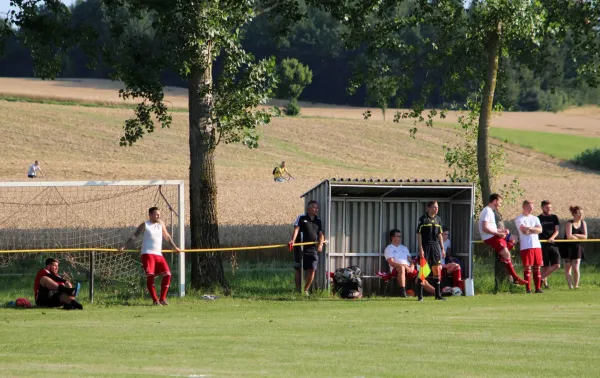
{"left": 301, "top": 178, "right": 475, "bottom": 294}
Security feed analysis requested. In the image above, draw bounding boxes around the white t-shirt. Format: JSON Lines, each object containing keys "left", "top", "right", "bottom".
{"left": 384, "top": 244, "right": 412, "bottom": 269}
{"left": 515, "top": 214, "right": 542, "bottom": 250}
{"left": 478, "top": 206, "right": 497, "bottom": 240}
{"left": 27, "top": 164, "right": 40, "bottom": 176}
{"left": 141, "top": 221, "right": 163, "bottom": 256}
{"left": 442, "top": 239, "right": 451, "bottom": 265}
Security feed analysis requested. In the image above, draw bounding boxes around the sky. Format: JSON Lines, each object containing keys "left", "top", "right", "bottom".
{"left": 0, "top": 0, "right": 76, "bottom": 17}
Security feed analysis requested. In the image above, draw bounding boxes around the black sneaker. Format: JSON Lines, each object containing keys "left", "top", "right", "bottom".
{"left": 417, "top": 296, "right": 423, "bottom": 302}
{"left": 62, "top": 304, "right": 75, "bottom": 310}
{"left": 526, "top": 290, "right": 532, "bottom": 294}
{"left": 399, "top": 290, "right": 407, "bottom": 298}
{"left": 71, "top": 300, "right": 83, "bottom": 310}
{"left": 435, "top": 296, "right": 447, "bottom": 301}
{"left": 535, "top": 289, "right": 544, "bottom": 294}
{"left": 543, "top": 282, "right": 550, "bottom": 289}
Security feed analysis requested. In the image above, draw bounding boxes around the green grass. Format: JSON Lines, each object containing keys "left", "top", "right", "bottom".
{"left": 1, "top": 289, "right": 600, "bottom": 377}
{"left": 489, "top": 128, "right": 600, "bottom": 160}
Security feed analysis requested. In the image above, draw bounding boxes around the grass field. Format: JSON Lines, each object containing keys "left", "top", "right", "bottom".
{"left": 490, "top": 128, "right": 600, "bottom": 160}
{"left": 1, "top": 289, "right": 600, "bottom": 377}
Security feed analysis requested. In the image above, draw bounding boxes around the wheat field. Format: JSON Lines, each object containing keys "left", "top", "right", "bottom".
{"left": 1, "top": 78, "right": 599, "bottom": 247}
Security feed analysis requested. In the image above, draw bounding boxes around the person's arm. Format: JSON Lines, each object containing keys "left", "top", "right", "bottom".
{"left": 161, "top": 221, "right": 181, "bottom": 252}
{"left": 529, "top": 219, "right": 543, "bottom": 235}
{"left": 285, "top": 170, "right": 294, "bottom": 179}
{"left": 574, "top": 221, "right": 587, "bottom": 240}
{"left": 290, "top": 226, "right": 300, "bottom": 246}
{"left": 417, "top": 233, "right": 424, "bottom": 258}
{"left": 317, "top": 231, "right": 325, "bottom": 252}
{"left": 38, "top": 167, "right": 45, "bottom": 178}
{"left": 438, "top": 231, "right": 445, "bottom": 258}
{"left": 386, "top": 257, "right": 405, "bottom": 270}
{"left": 549, "top": 225, "right": 560, "bottom": 243}
{"left": 119, "top": 222, "right": 145, "bottom": 251}
{"left": 446, "top": 242, "right": 452, "bottom": 258}
{"left": 565, "top": 222, "right": 576, "bottom": 240}
{"left": 482, "top": 221, "right": 505, "bottom": 237}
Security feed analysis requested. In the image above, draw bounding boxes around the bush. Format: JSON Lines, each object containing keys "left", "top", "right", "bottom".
{"left": 573, "top": 147, "right": 600, "bottom": 171}
{"left": 284, "top": 99, "right": 300, "bottom": 116}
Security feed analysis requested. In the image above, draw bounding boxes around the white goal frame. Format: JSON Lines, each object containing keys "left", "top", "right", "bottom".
{"left": 0, "top": 180, "right": 186, "bottom": 297}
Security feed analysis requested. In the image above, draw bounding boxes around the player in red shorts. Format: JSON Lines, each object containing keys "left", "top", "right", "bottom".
{"left": 479, "top": 194, "right": 527, "bottom": 285}
{"left": 515, "top": 200, "right": 544, "bottom": 293}
{"left": 383, "top": 229, "right": 417, "bottom": 297}
{"left": 120, "top": 207, "right": 181, "bottom": 305}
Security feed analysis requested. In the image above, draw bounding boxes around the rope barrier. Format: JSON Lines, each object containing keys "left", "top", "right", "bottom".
{"left": 472, "top": 239, "right": 600, "bottom": 244}
{"left": 0, "top": 241, "right": 326, "bottom": 254}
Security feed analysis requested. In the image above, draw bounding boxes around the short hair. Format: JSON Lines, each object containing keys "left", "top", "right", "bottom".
{"left": 45, "top": 257, "right": 58, "bottom": 266}
{"left": 522, "top": 200, "right": 532, "bottom": 207}
{"left": 442, "top": 226, "right": 449, "bottom": 233}
{"left": 489, "top": 193, "right": 502, "bottom": 203}
{"left": 389, "top": 228, "right": 402, "bottom": 239}
{"left": 541, "top": 200, "right": 551, "bottom": 207}
{"left": 426, "top": 200, "right": 438, "bottom": 208}
{"left": 34, "top": 160, "right": 39, "bottom": 164}
{"left": 569, "top": 205, "right": 582, "bottom": 215}
{"left": 148, "top": 206, "right": 160, "bottom": 214}
{"left": 307, "top": 200, "right": 318, "bottom": 209}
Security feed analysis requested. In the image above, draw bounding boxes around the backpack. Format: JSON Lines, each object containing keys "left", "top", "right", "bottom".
{"left": 272, "top": 166, "right": 278, "bottom": 175}
{"left": 333, "top": 266, "right": 363, "bottom": 299}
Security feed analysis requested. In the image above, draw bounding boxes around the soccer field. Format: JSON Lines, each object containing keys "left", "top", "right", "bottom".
{"left": 1, "top": 289, "right": 599, "bottom": 377}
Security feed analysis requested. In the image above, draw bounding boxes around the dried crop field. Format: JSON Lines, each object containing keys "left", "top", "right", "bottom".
{"left": 1, "top": 78, "right": 599, "bottom": 248}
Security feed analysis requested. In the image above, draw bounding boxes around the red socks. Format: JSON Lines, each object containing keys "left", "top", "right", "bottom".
{"left": 533, "top": 266, "right": 541, "bottom": 291}
{"left": 500, "top": 258, "right": 521, "bottom": 282}
{"left": 160, "top": 274, "right": 171, "bottom": 301}
{"left": 524, "top": 268, "right": 532, "bottom": 291}
{"left": 451, "top": 268, "right": 462, "bottom": 288}
{"left": 146, "top": 275, "right": 159, "bottom": 302}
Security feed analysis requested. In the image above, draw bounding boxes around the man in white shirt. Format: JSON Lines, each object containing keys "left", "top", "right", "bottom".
{"left": 27, "top": 160, "right": 45, "bottom": 178}
{"left": 384, "top": 229, "right": 417, "bottom": 297}
{"left": 479, "top": 193, "right": 527, "bottom": 285}
{"left": 515, "top": 200, "right": 544, "bottom": 294}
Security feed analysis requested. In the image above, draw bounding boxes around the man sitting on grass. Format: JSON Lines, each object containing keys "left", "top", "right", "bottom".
{"left": 34, "top": 258, "right": 83, "bottom": 310}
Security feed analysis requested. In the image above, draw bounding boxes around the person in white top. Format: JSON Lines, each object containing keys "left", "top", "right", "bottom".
{"left": 479, "top": 193, "right": 527, "bottom": 285}
{"left": 515, "top": 200, "right": 544, "bottom": 294}
{"left": 120, "top": 207, "right": 181, "bottom": 305}
{"left": 383, "top": 229, "right": 417, "bottom": 297}
{"left": 27, "top": 160, "right": 45, "bottom": 178}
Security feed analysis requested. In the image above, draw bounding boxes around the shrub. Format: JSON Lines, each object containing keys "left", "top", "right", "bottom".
{"left": 284, "top": 99, "right": 300, "bottom": 116}
{"left": 573, "top": 147, "right": 600, "bottom": 171}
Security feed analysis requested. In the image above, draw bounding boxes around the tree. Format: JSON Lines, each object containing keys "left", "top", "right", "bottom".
{"left": 312, "top": 0, "right": 600, "bottom": 205}
{"left": 1, "top": 0, "right": 307, "bottom": 292}
{"left": 276, "top": 57, "right": 312, "bottom": 115}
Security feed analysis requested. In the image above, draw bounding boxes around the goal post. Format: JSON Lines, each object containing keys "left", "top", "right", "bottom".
{"left": 0, "top": 180, "right": 186, "bottom": 299}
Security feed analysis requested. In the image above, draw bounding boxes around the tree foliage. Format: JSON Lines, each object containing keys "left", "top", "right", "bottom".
{"left": 276, "top": 57, "right": 312, "bottom": 101}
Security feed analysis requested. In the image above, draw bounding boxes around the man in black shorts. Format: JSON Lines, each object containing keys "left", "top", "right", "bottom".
{"left": 416, "top": 201, "right": 446, "bottom": 301}
{"left": 538, "top": 200, "right": 560, "bottom": 289}
{"left": 34, "top": 258, "right": 83, "bottom": 310}
{"left": 290, "top": 200, "right": 325, "bottom": 295}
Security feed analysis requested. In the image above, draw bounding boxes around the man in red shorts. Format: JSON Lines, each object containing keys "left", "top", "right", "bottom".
{"left": 479, "top": 194, "right": 527, "bottom": 285}
{"left": 34, "top": 258, "right": 83, "bottom": 310}
{"left": 120, "top": 207, "right": 181, "bottom": 305}
{"left": 515, "top": 200, "right": 544, "bottom": 293}
{"left": 384, "top": 229, "right": 417, "bottom": 297}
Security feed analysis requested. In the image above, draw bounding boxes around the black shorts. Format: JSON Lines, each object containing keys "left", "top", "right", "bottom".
{"left": 560, "top": 243, "right": 583, "bottom": 261}
{"left": 293, "top": 248, "right": 318, "bottom": 271}
{"left": 35, "top": 293, "right": 62, "bottom": 307}
{"left": 28, "top": 175, "right": 36, "bottom": 178}
{"left": 424, "top": 243, "right": 442, "bottom": 267}
{"left": 542, "top": 244, "right": 561, "bottom": 266}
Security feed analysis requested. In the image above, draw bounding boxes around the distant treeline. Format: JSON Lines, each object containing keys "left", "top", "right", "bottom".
{"left": 1, "top": 0, "right": 599, "bottom": 111}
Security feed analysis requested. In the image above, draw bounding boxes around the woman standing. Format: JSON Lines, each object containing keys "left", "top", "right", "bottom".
{"left": 561, "top": 206, "right": 587, "bottom": 289}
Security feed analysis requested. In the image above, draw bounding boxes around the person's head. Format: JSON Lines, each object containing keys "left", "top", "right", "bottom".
{"left": 426, "top": 201, "right": 438, "bottom": 217}
{"left": 389, "top": 229, "right": 402, "bottom": 245}
{"left": 45, "top": 258, "right": 59, "bottom": 274}
{"left": 306, "top": 200, "right": 319, "bottom": 217}
{"left": 488, "top": 193, "right": 503, "bottom": 210}
{"left": 442, "top": 227, "right": 450, "bottom": 241}
{"left": 34, "top": 160, "right": 39, "bottom": 166}
{"left": 541, "top": 200, "right": 552, "bottom": 215}
{"left": 522, "top": 200, "right": 533, "bottom": 215}
{"left": 148, "top": 206, "right": 161, "bottom": 222}
{"left": 281, "top": 161, "right": 286, "bottom": 168}
{"left": 569, "top": 205, "right": 583, "bottom": 220}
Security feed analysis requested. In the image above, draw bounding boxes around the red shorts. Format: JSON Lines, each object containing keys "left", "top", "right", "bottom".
{"left": 483, "top": 235, "right": 508, "bottom": 253}
{"left": 391, "top": 267, "right": 418, "bottom": 280}
{"left": 520, "top": 248, "right": 542, "bottom": 267}
{"left": 141, "top": 254, "right": 170, "bottom": 276}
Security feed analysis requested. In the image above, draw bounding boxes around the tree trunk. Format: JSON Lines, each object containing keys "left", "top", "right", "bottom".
{"left": 188, "top": 45, "right": 230, "bottom": 294}
{"left": 477, "top": 22, "right": 502, "bottom": 205}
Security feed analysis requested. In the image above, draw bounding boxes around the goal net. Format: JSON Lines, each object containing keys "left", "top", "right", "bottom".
{"left": 0, "top": 180, "right": 185, "bottom": 299}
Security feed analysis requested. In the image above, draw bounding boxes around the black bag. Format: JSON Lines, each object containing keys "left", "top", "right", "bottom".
{"left": 272, "top": 167, "right": 278, "bottom": 175}
{"left": 333, "top": 266, "right": 363, "bottom": 299}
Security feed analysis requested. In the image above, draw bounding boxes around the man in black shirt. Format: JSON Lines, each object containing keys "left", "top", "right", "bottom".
{"left": 416, "top": 201, "right": 446, "bottom": 301}
{"left": 290, "top": 200, "right": 325, "bottom": 295}
{"left": 538, "top": 200, "right": 561, "bottom": 288}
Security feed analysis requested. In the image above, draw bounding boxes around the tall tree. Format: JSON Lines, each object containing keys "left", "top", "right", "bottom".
{"left": 2, "top": 0, "right": 304, "bottom": 292}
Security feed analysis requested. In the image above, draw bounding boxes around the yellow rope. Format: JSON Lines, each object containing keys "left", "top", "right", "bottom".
{"left": 0, "top": 241, "right": 325, "bottom": 254}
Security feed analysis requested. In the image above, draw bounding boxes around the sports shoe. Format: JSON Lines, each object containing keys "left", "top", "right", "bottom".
{"left": 159, "top": 300, "right": 169, "bottom": 306}
{"left": 153, "top": 301, "right": 162, "bottom": 306}
{"left": 399, "top": 291, "right": 408, "bottom": 298}
{"left": 71, "top": 300, "right": 83, "bottom": 310}
{"left": 543, "top": 280, "right": 550, "bottom": 289}
{"left": 304, "top": 291, "right": 310, "bottom": 297}
{"left": 526, "top": 290, "right": 532, "bottom": 294}
{"left": 435, "top": 296, "right": 447, "bottom": 301}
{"left": 417, "top": 296, "right": 423, "bottom": 302}
{"left": 535, "top": 289, "right": 544, "bottom": 294}
{"left": 515, "top": 278, "right": 528, "bottom": 285}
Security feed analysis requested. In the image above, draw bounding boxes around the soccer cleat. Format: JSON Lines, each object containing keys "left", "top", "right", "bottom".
{"left": 159, "top": 300, "right": 169, "bottom": 306}
{"left": 153, "top": 301, "right": 162, "bottom": 306}
{"left": 535, "top": 289, "right": 544, "bottom": 294}
{"left": 62, "top": 304, "right": 74, "bottom": 310}
{"left": 515, "top": 278, "right": 528, "bottom": 285}
{"left": 71, "top": 300, "right": 83, "bottom": 310}
{"left": 526, "top": 290, "right": 532, "bottom": 294}
{"left": 304, "top": 290, "right": 310, "bottom": 296}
